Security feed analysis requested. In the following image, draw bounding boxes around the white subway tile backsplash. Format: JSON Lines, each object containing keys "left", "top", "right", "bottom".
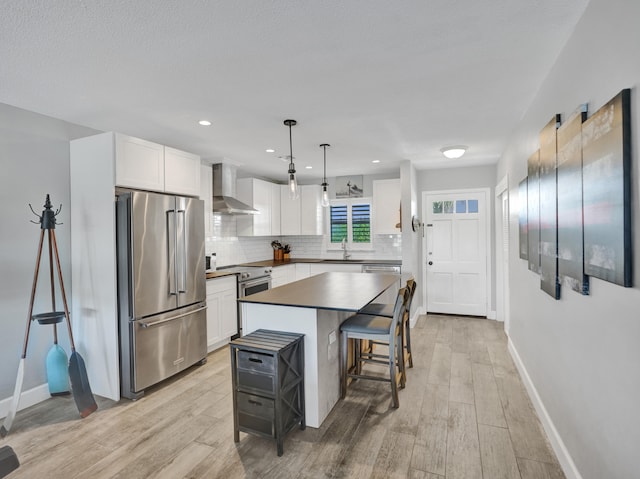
{"left": 205, "top": 215, "right": 402, "bottom": 267}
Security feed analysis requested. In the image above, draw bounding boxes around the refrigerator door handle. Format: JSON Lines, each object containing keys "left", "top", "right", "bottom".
{"left": 167, "top": 209, "right": 177, "bottom": 296}
{"left": 139, "top": 305, "right": 207, "bottom": 328}
{"left": 178, "top": 209, "right": 187, "bottom": 293}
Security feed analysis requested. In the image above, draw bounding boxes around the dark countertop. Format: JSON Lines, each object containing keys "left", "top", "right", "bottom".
{"left": 238, "top": 272, "right": 399, "bottom": 312}
{"left": 205, "top": 271, "right": 237, "bottom": 280}
{"left": 241, "top": 258, "right": 402, "bottom": 268}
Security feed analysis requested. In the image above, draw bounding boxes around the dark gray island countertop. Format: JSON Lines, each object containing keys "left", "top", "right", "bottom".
{"left": 238, "top": 272, "right": 399, "bottom": 311}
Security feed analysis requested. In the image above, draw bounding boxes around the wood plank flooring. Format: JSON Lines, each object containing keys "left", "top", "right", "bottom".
{"left": 0, "top": 315, "right": 563, "bottom": 478}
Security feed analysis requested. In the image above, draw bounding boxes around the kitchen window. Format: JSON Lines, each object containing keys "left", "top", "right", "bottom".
{"left": 329, "top": 199, "right": 372, "bottom": 247}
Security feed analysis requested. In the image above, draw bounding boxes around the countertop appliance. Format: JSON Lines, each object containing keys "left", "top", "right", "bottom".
{"left": 116, "top": 190, "right": 206, "bottom": 400}
{"left": 217, "top": 265, "right": 272, "bottom": 337}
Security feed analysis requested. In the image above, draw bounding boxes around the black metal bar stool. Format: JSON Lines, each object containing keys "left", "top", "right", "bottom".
{"left": 359, "top": 279, "right": 416, "bottom": 371}
{"left": 340, "top": 287, "right": 407, "bottom": 408}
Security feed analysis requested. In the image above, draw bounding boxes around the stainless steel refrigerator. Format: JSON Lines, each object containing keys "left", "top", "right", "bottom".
{"left": 116, "top": 190, "right": 206, "bottom": 399}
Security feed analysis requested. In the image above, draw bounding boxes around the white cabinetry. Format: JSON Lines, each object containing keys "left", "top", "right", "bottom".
{"left": 237, "top": 178, "right": 281, "bottom": 236}
{"left": 271, "top": 183, "right": 281, "bottom": 235}
{"left": 164, "top": 146, "right": 201, "bottom": 196}
{"left": 280, "top": 185, "right": 324, "bottom": 236}
{"left": 372, "top": 178, "right": 401, "bottom": 234}
{"left": 295, "top": 263, "right": 311, "bottom": 280}
{"left": 308, "top": 263, "right": 362, "bottom": 276}
{"left": 301, "top": 185, "right": 324, "bottom": 235}
{"left": 200, "top": 163, "right": 213, "bottom": 238}
{"left": 206, "top": 275, "right": 238, "bottom": 352}
{"left": 115, "top": 133, "right": 165, "bottom": 191}
{"left": 280, "top": 185, "right": 302, "bottom": 235}
{"left": 114, "top": 133, "right": 201, "bottom": 196}
{"left": 271, "top": 264, "right": 296, "bottom": 287}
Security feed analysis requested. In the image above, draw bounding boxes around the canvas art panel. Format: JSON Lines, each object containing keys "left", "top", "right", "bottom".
{"left": 539, "top": 114, "right": 561, "bottom": 299}
{"left": 527, "top": 150, "right": 541, "bottom": 274}
{"left": 518, "top": 178, "right": 528, "bottom": 260}
{"left": 582, "top": 89, "right": 632, "bottom": 287}
{"left": 557, "top": 108, "right": 589, "bottom": 294}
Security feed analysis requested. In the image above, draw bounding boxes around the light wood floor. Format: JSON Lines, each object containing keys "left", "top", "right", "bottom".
{"left": 1, "top": 315, "right": 564, "bottom": 479}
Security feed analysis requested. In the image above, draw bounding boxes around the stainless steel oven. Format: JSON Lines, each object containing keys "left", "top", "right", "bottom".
{"left": 239, "top": 275, "right": 272, "bottom": 297}
{"left": 218, "top": 266, "right": 272, "bottom": 338}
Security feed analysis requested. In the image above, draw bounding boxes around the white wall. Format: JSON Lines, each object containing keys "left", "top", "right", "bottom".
{"left": 0, "top": 103, "right": 98, "bottom": 405}
{"left": 498, "top": 1, "right": 640, "bottom": 477}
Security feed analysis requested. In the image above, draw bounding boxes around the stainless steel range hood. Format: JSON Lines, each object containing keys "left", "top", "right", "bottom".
{"left": 212, "top": 163, "right": 258, "bottom": 215}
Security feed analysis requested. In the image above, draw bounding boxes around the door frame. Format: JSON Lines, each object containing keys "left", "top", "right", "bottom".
{"left": 495, "top": 175, "right": 510, "bottom": 331}
{"left": 422, "top": 187, "right": 493, "bottom": 318}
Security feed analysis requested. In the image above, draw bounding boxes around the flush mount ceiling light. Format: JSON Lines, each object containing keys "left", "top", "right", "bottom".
{"left": 265, "top": 148, "right": 275, "bottom": 153}
{"left": 320, "top": 143, "right": 330, "bottom": 207}
{"left": 284, "top": 119, "right": 299, "bottom": 200}
{"left": 372, "top": 160, "right": 380, "bottom": 164}
{"left": 198, "top": 120, "right": 212, "bottom": 126}
{"left": 440, "top": 145, "right": 467, "bottom": 159}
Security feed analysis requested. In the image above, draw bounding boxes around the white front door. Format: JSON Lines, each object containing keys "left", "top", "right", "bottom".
{"left": 424, "top": 190, "right": 488, "bottom": 316}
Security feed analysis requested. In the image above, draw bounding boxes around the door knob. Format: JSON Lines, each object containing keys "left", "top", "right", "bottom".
{"left": 428, "top": 261, "right": 433, "bottom": 266}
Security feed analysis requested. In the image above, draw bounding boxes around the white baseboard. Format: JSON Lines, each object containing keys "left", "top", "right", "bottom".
{"left": 507, "top": 339, "right": 582, "bottom": 479}
{"left": 410, "top": 307, "right": 426, "bottom": 328}
{"left": 0, "top": 383, "right": 51, "bottom": 421}
{"left": 487, "top": 310, "right": 497, "bottom": 320}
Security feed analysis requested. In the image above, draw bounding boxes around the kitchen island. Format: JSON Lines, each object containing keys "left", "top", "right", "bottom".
{"left": 238, "top": 272, "right": 400, "bottom": 428}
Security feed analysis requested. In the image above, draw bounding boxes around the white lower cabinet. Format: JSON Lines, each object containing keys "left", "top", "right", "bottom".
{"left": 295, "top": 263, "right": 311, "bottom": 280}
{"left": 206, "top": 276, "right": 238, "bottom": 352}
{"left": 308, "top": 263, "right": 362, "bottom": 276}
{"left": 272, "top": 264, "right": 296, "bottom": 287}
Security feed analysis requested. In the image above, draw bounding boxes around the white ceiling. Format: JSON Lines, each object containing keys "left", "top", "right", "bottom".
{"left": 1, "top": 0, "right": 589, "bottom": 181}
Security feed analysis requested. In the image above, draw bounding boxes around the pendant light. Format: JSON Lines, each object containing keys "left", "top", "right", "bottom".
{"left": 320, "top": 143, "right": 330, "bottom": 207}
{"left": 284, "top": 119, "right": 299, "bottom": 200}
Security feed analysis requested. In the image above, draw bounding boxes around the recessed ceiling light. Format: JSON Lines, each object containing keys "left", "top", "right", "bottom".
{"left": 305, "top": 166, "right": 313, "bottom": 169}
{"left": 198, "top": 120, "right": 211, "bottom": 126}
{"left": 372, "top": 160, "right": 381, "bottom": 164}
{"left": 265, "top": 149, "right": 275, "bottom": 153}
{"left": 440, "top": 145, "right": 467, "bottom": 159}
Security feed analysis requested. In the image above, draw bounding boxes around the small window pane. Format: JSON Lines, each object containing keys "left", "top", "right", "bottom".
{"left": 352, "top": 203, "right": 371, "bottom": 243}
{"left": 468, "top": 199, "right": 479, "bottom": 213}
{"left": 432, "top": 201, "right": 443, "bottom": 214}
{"left": 456, "top": 200, "right": 466, "bottom": 213}
{"left": 443, "top": 201, "right": 454, "bottom": 214}
{"left": 330, "top": 205, "right": 348, "bottom": 242}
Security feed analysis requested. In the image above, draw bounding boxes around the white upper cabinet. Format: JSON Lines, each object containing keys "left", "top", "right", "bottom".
{"left": 280, "top": 185, "right": 302, "bottom": 235}
{"left": 301, "top": 185, "right": 324, "bottom": 235}
{"left": 115, "top": 133, "right": 165, "bottom": 191}
{"left": 237, "top": 178, "right": 280, "bottom": 236}
{"left": 271, "top": 183, "right": 281, "bottom": 236}
{"left": 372, "top": 178, "right": 401, "bottom": 234}
{"left": 281, "top": 184, "right": 324, "bottom": 236}
{"left": 114, "top": 133, "right": 200, "bottom": 196}
{"left": 164, "top": 146, "right": 201, "bottom": 196}
{"left": 200, "top": 163, "right": 213, "bottom": 238}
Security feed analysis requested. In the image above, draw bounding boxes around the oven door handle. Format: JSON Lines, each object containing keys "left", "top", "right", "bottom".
{"left": 139, "top": 306, "right": 207, "bottom": 328}
{"left": 241, "top": 277, "right": 271, "bottom": 289}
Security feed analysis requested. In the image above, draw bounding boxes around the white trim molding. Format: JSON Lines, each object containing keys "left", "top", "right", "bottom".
{"left": 0, "top": 383, "right": 51, "bottom": 421}
{"left": 508, "top": 338, "right": 583, "bottom": 479}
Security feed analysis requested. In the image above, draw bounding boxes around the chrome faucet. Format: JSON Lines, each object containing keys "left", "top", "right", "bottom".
{"left": 341, "top": 237, "right": 351, "bottom": 260}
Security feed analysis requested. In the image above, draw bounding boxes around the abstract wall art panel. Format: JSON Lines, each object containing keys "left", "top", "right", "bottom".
{"left": 539, "top": 114, "right": 561, "bottom": 299}
{"left": 518, "top": 178, "right": 528, "bottom": 260}
{"left": 527, "top": 150, "right": 540, "bottom": 274}
{"left": 582, "top": 89, "right": 632, "bottom": 287}
{"left": 557, "top": 108, "right": 589, "bottom": 295}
